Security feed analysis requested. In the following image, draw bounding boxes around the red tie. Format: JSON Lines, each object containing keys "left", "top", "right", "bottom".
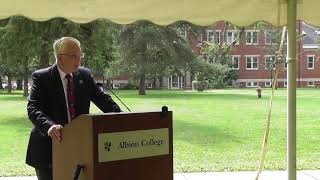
{"left": 65, "top": 74, "right": 76, "bottom": 120}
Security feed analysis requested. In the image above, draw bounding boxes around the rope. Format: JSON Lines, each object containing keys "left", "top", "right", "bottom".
{"left": 255, "top": 26, "right": 287, "bottom": 180}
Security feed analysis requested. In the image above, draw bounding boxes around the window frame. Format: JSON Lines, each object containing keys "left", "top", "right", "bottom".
{"left": 246, "top": 55, "right": 259, "bottom": 70}
{"left": 232, "top": 55, "right": 240, "bottom": 70}
{"left": 197, "top": 34, "right": 203, "bottom": 45}
{"left": 246, "top": 30, "right": 259, "bottom": 45}
{"left": 265, "top": 55, "right": 276, "bottom": 70}
{"left": 308, "top": 81, "right": 315, "bottom": 87}
{"left": 307, "top": 55, "right": 315, "bottom": 70}
{"left": 226, "top": 30, "right": 239, "bottom": 45}
{"left": 265, "top": 81, "right": 272, "bottom": 87}
{"left": 206, "top": 30, "right": 221, "bottom": 44}
{"left": 246, "top": 81, "right": 259, "bottom": 87}
{"left": 264, "top": 31, "right": 278, "bottom": 45}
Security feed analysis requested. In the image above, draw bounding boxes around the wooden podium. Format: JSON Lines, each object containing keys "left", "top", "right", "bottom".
{"left": 52, "top": 110, "right": 173, "bottom": 180}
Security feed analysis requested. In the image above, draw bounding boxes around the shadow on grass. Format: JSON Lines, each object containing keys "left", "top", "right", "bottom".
{"left": 0, "top": 94, "right": 27, "bottom": 101}
{"left": 0, "top": 116, "right": 31, "bottom": 129}
{"left": 0, "top": 90, "right": 25, "bottom": 95}
{"left": 120, "top": 92, "right": 264, "bottom": 101}
{"left": 173, "top": 119, "right": 242, "bottom": 146}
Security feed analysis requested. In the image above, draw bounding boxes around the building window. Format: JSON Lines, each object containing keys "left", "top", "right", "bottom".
{"left": 227, "top": 31, "right": 239, "bottom": 45}
{"left": 265, "top": 81, "right": 272, "bottom": 87}
{"left": 206, "top": 30, "right": 220, "bottom": 44}
{"left": 168, "top": 75, "right": 184, "bottom": 89}
{"left": 308, "top": 81, "right": 315, "bottom": 87}
{"left": 265, "top": 56, "right": 275, "bottom": 69}
{"left": 147, "top": 82, "right": 153, "bottom": 88}
{"left": 207, "top": 30, "right": 213, "bottom": 42}
{"left": 215, "top": 31, "right": 220, "bottom": 44}
{"left": 246, "top": 82, "right": 259, "bottom": 87}
{"left": 232, "top": 56, "right": 240, "bottom": 69}
{"left": 246, "top": 56, "right": 259, "bottom": 70}
{"left": 265, "top": 31, "right": 279, "bottom": 45}
{"left": 246, "top": 31, "right": 258, "bottom": 45}
{"left": 197, "top": 34, "right": 203, "bottom": 44}
{"left": 307, "top": 56, "right": 315, "bottom": 69}
{"left": 113, "top": 83, "right": 120, "bottom": 89}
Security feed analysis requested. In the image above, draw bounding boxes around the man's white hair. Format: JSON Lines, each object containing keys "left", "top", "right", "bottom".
{"left": 53, "top": 37, "right": 81, "bottom": 60}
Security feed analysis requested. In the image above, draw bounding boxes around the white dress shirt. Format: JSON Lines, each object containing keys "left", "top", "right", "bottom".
{"left": 57, "top": 67, "right": 72, "bottom": 122}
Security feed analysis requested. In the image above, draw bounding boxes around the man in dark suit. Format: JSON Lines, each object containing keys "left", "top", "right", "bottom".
{"left": 26, "top": 37, "right": 121, "bottom": 180}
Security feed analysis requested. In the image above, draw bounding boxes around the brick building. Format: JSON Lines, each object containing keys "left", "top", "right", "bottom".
{"left": 191, "top": 21, "right": 320, "bottom": 88}
{"left": 108, "top": 21, "right": 320, "bottom": 89}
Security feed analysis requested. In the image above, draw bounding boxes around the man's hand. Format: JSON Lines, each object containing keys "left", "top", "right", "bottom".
{"left": 48, "top": 125, "right": 63, "bottom": 143}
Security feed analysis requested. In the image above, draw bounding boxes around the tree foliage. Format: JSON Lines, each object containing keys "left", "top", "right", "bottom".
{"left": 0, "top": 16, "right": 40, "bottom": 95}
{"left": 114, "top": 20, "right": 197, "bottom": 95}
{"left": 79, "top": 20, "right": 118, "bottom": 77}
{"left": 35, "top": 18, "right": 80, "bottom": 68}
{"left": 196, "top": 39, "right": 238, "bottom": 89}
{"left": 0, "top": 17, "right": 118, "bottom": 95}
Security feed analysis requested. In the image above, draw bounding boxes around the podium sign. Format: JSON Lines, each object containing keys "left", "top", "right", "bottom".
{"left": 53, "top": 111, "right": 173, "bottom": 180}
{"left": 98, "top": 128, "right": 169, "bottom": 162}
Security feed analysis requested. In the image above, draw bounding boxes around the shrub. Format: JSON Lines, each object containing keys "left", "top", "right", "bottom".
{"left": 119, "top": 83, "right": 138, "bottom": 90}
{"left": 192, "top": 80, "right": 208, "bottom": 91}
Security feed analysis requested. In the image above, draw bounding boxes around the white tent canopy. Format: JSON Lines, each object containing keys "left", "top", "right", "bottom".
{"left": 0, "top": 1, "right": 317, "bottom": 180}
{"left": 0, "top": 0, "right": 319, "bottom": 26}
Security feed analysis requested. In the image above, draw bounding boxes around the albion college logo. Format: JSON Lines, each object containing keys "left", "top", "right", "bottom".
{"left": 104, "top": 141, "right": 112, "bottom": 151}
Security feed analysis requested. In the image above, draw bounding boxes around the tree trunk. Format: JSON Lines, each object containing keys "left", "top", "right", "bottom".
{"left": 139, "top": 74, "right": 146, "bottom": 95}
{"left": 7, "top": 74, "right": 12, "bottom": 94}
{"left": 184, "top": 71, "right": 187, "bottom": 89}
{"left": 23, "top": 56, "right": 29, "bottom": 97}
{"left": 153, "top": 78, "right": 156, "bottom": 89}
{"left": 239, "top": 27, "right": 246, "bottom": 45}
{"left": 17, "top": 78, "right": 23, "bottom": 90}
{"left": 107, "top": 79, "right": 112, "bottom": 89}
{"left": 40, "top": 52, "right": 50, "bottom": 68}
{"left": 0, "top": 76, "right": 3, "bottom": 89}
{"left": 159, "top": 77, "right": 163, "bottom": 89}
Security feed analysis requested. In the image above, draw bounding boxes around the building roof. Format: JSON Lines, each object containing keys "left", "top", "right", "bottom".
{"left": 302, "top": 22, "right": 320, "bottom": 45}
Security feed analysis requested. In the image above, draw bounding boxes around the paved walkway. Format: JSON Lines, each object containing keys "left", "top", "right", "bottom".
{"left": 0, "top": 170, "right": 319, "bottom": 180}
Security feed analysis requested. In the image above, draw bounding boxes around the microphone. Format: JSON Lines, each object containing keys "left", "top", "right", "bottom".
{"left": 73, "top": 165, "right": 84, "bottom": 180}
{"left": 96, "top": 82, "right": 131, "bottom": 112}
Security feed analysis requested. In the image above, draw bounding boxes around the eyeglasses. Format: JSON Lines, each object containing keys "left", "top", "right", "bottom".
{"left": 58, "top": 53, "right": 85, "bottom": 59}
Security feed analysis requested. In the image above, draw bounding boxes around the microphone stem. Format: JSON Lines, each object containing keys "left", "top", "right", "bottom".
{"left": 108, "top": 88, "right": 131, "bottom": 112}
{"left": 98, "top": 83, "right": 131, "bottom": 112}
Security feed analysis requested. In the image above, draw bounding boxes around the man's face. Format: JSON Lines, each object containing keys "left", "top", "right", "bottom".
{"left": 57, "top": 41, "right": 82, "bottom": 74}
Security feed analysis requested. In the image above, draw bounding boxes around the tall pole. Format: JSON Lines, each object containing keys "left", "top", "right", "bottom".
{"left": 287, "top": 0, "right": 297, "bottom": 180}
{"left": 298, "top": 20, "right": 301, "bottom": 88}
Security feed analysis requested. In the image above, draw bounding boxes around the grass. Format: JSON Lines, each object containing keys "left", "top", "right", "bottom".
{"left": 0, "top": 88, "right": 319, "bottom": 176}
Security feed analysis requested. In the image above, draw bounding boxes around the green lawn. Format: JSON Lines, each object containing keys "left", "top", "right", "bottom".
{"left": 0, "top": 89, "right": 319, "bottom": 176}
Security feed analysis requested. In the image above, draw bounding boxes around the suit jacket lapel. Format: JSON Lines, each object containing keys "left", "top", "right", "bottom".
{"left": 72, "top": 70, "right": 81, "bottom": 116}
{"left": 51, "top": 64, "right": 68, "bottom": 123}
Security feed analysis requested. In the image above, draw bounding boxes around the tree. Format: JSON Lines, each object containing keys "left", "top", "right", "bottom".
{"left": 78, "top": 20, "right": 118, "bottom": 78}
{"left": 35, "top": 19, "right": 118, "bottom": 83}
{"left": 192, "top": 57, "right": 231, "bottom": 90}
{"left": 196, "top": 36, "right": 238, "bottom": 88}
{"left": 0, "top": 64, "right": 5, "bottom": 90}
{"left": 254, "top": 22, "right": 288, "bottom": 88}
{"left": 35, "top": 18, "right": 81, "bottom": 68}
{"left": 114, "top": 21, "right": 197, "bottom": 95}
{"left": 0, "top": 19, "right": 9, "bottom": 90}
{"left": 0, "top": 16, "right": 40, "bottom": 96}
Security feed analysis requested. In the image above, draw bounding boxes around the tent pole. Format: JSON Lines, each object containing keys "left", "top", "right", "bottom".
{"left": 287, "top": 0, "right": 297, "bottom": 180}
